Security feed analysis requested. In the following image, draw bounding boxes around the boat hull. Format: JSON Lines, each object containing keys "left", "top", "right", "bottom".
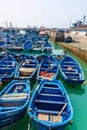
{"left": 28, "top": 80, "right": 73, "bottom": 130}
{"left": 0, "top": 79, "right": 30, "bottom": 127}
{"left": 59, "top": 56, "right": 84, "bottom": 84}
{"left": 37, "top": 56, "right": 58, "bottom": 81}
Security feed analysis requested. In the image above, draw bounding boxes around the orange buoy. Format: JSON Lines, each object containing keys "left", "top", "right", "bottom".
{"left": 67, "top": 67, "right": 72, "bottom": 71}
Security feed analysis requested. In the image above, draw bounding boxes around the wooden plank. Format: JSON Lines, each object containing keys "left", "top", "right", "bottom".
{"left": 54, "top": 103, "right": 67, "bottom": 122}
{"left": 2, "top": 93, "right": 28, "bottom": 98}
{"left": 38, "top": 113, "right": 48, "bottom": 121}
{"left": 38, "top": 113, "right": 62, "bottom": 122}
{"left": 19, "top": 67, "right": 36, "bottom": 72}
{"left": 1, "top": 96, "right": 26, "bottom": 100}
{"left": 50, "top": 114, "right": 62, "bottom": 122}
{"left": 65, "top": 71, "right": 78, "bottom": 74}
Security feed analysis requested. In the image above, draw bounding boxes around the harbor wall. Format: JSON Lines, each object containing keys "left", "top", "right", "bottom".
{"left": 48, "top": 30, "right": 87, "bottom": 43}
{"left": 58, "top": 42, "right": 87, "bottom": 62}
{"left": 65, "top": 32, "right": 87, "bottom": 43}
{"left": 48, "top": 29, "right": 87, "bottom": 62}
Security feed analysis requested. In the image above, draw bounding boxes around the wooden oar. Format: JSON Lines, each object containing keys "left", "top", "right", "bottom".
{"left": 54, "top": 102, "right": 68, "bottom": 123}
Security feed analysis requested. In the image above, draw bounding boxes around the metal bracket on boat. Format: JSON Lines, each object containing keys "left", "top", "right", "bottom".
{"left": 28, "top": 108, "right": 32, "bottom": 111}
{"left": 29, "top": 116, "right": 37, "bottom": 129}
{"left": 30, "top": 116, "right": 37, "bottom": 120}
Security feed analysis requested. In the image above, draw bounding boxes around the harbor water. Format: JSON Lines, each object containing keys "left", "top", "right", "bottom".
{"left": 0, "top": 41, "right": 87, "bottom": 130}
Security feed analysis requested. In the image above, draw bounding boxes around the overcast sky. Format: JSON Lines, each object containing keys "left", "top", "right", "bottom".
{"left": 0, "top": 0, "right": 87, "bottom": 28}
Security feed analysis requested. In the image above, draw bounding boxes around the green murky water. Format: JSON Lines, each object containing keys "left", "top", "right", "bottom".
{"left": 0, "top": 41, "right": 87, "bottom": 130}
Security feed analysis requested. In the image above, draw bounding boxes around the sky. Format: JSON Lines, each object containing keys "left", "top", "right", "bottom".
{"left": 0, "top": 0, "right": 87, "bottom": 28}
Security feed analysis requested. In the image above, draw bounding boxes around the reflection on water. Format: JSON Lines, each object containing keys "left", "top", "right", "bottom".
{"left": 0, "top": 114, "right": 28, "bottom": 130}
{"left": 63, "top": 81, "right": 85, "bottom": 96}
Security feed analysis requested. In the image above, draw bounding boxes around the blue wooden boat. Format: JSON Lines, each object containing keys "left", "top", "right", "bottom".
{"left": 28, "top": 79, "right": 73, "bottom": 130}
{"left": 6, "top": 44, "right": 23, "bottom": 51}
{"left": 15, "top": 55, "right": 38, "bottom": 79}
{"left": 32, "top": 40, "right": 45, "bottom": 51}
{"left": 36, "top": 54, "right": 48, "bottom": 63}
{"left": 7, "top": 52, "right": 23, "bottom": 62}
{"left": 23, "top": 40, "right": 33, "bottom": 51}
{"left": 43, "top": 41, "right": 53, "bottom": 52}
{"left": 59, "top": 55, "right": 84, "bottom": 83}
{"left": 0, "top": 79, "right": 30, "bottom": 127}
{"left": 0, "top": 51, "right": 6, "bottom": 59}
{"left": 0, "top": 41, "right": 6, "bottom": 50}
{"left": 0, "top": 54, "right": 18, "bottom": 83}
{"left": 64, "top": 36, "right": 72, "bottom": 43}
{"left": 37, "top": 56, "right": 58, "bottom": 81}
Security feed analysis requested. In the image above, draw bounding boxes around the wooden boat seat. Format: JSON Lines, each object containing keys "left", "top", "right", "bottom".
{"left": 66, "top": 76, "right": 80, "bottom": 81}
{"left": 23, "top": 60, "right": 35, "bottom": 63}
{"left": 3, "top": 61, "right": 14, "bottom": 63}
{"left": 0, "top": 106, "right": 19, "bottom": 110}
{"left": 64, "top": 71, "right": 78, "bottom": 74}
{"left": 22, "top": 64, "right": 36, "bottom": 67}
{"left": 0, "top": 67, "right": 14, "bottom": 69}
{"left": 41, "top": 87, "right": 62, "bottom": 95}
{"left": 38, "top": 113, "right": 48, "bottom": 121}
{"left": 37, "top": 109, "right": 69, "bottom": 115}
{"left": 62, "top": 61, "right": 76, "bottom": 64}
{"left": 40, "top": 67, "right": 49, "bottom": 71}
{"left": 19, "top": 76, "right": 29, "bottom": 78}
{"left": 62, "top": 68, "right": 77, "bottom": 72}
{"left": 42, "top": 86, "right": 60, "bottom": 89}
{"left": 0, "top": 100, "right": 25, "bottom": 107}
{"left": 37, "top": 93, "right": 65, "bottom": 97}
{"left": 1, "top": 93, "right": 28, "bottom": 100}
{"left": 35, "top": 99, "right": 66, "bottom": 105}
{"left": 38, "top": 113, "right": 62, "bottom": 122}
{"left": 5, "top": 83, "right": 25, "bottom": 93}
{"left": 37, "top": 93, "right": 66, "bottom": 102}
{"left": 2, "top": 62, "right": 16, "bottom": 67}
{"left": 0, "top": 64, "right": 14, "bottom": 67}
{"left": 66, "top": 75, "right": 79, "bottom": 78}
{"left": 19, "top": 67, "right": 36, "bottom": 72}
{"left": 49, "top": 114, "right": 62, "bottom": 122}
{"left": 41, "top": 68, "right": 57, "bottom": 73}
{"left": 61, "top": 65, "right": 78, "bottom": 68}
{"left": 0, "top": 71, "right": 11, "bottom": 75}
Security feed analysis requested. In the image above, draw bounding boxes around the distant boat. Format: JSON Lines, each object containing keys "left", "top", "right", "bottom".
{"left": 28, "top": 79, "right": 73, "bottom": 130}
{"left": 0, "top": 79, "right": 30, "bottom": 127}
{"left": 37, "top": 56, "right": 58, "bottom": 81}
{"left": 64, "top": 36, "right": 72, "bottom": 43}
{"left": 0, "top": 51, "right": 7, "bottom": 60}
{"left": 6, "top": 44, "right": 22, "bottom": 51}
{"left": 23, "top": 40, "right": 33, "bottom": 51}
{"left": 36, "top": 54, "right": 48, "bottom": 63}
{"left": 43, "top": 41, "right": 53, "bottom": 52}
{"left": 15, "top": 55, "right": 38, "bottom": 79}
{"left": 0, "top": 54, "right": 18, "bottom": 83}
{"left": 0, "top": 41, "right": 6, "bottom": 50}
{"left": 59, "top": 55, "right": 84, "bottom": 83}
{"left": 32, "top": 40, "right": 45, "bottom": 51}
{"left": 7, "top": 51, "right": 22, "bottom": 62}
